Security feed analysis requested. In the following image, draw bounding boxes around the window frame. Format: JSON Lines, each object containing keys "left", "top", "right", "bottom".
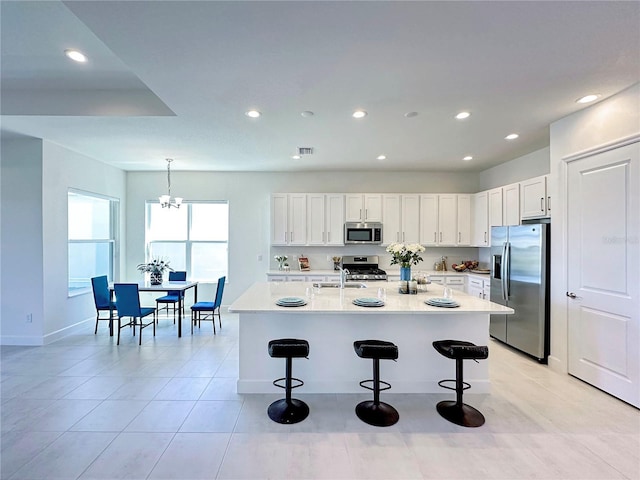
{"left": 67, "top": 188, "right": 120, "bottom": 297}
{"left": 145, "top": 200, "right": 229, "bottom": 282}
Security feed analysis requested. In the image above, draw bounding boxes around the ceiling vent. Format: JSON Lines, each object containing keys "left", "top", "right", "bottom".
{"left": 298, "top": 147, "right": 314, "bottom": 155}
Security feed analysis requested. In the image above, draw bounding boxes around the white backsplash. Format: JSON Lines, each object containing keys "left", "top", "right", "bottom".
{"left": 269, "top": 246, "right": 487, "bottom": 272}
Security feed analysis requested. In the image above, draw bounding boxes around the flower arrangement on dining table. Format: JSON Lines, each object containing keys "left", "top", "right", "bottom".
{"left": 137, "top": 257, "right": 173, "bottom": 284}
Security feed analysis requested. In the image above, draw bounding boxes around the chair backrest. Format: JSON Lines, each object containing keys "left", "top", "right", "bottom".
{"left": 91, "top": 275, "right": 111, "bottom": 309}
{"left": 213, "top": 276, "right": 226, "bottom": 308}
{"left": 168, "top": 271, "right": 187, "bottom": 296}
{"left": 114, "top": 283, "right": 143, "bottom": 317}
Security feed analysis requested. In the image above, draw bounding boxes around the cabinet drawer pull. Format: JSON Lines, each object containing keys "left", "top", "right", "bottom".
{"left": 547, "top": 196, "right": 551, "bottom": 211}
{"left": 541, "top": 197, "right": 544, "bottom": 212}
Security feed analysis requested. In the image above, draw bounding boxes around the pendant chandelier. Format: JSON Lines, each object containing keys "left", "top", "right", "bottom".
{"left": 159, "top": 158, "right": 183, "bottom": 208}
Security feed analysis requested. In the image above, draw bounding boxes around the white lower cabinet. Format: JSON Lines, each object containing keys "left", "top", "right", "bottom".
{"left": 267, "top": 273, "right": 339, "bottom": 282}
{"left": 466, "top": 276, "right": 490, "bottom": 300}
{"left": 428, "top": 275, "right": 465, "bottom": 292}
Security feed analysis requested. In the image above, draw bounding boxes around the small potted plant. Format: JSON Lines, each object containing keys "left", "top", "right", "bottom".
{"left": 274, "top": 255, "right": 288, "bottom": 271}
{"left": 137, "top": 257, "right": 173, "bottom": 285}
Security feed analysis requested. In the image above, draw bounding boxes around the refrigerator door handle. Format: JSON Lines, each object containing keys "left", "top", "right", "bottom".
{"left": 500, "top": 242, "right": 508, "bottom": 301}
{"left": 504, "top": 241, "right": 511, "bottom": 301}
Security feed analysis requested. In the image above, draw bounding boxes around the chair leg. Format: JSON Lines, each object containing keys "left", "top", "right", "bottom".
{"left": 139, "top": 317, "right": 143, "bottom": 345}
{"left": 117, "top": 317, "right": 121, "bottom": 345}
{"left": 95, "top": 314, "right": 99, "bottom": 335}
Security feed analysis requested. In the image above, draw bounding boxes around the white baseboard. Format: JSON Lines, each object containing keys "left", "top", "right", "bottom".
{"left": 547, "top": 355, "right": 566, "bottom": 374}
{"left": 43, "top": 318, "right": 93, "bottom": 345}
{"left": 0, "top": 335, "right": 44, "bottom": 346}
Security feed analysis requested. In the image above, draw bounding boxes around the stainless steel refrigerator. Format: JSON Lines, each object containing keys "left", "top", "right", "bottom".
{"left": 490, "top": 222, "right": 550, "bottom": 362}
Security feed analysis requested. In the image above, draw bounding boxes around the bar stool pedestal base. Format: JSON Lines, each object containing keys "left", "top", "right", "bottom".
{"left": 355, "top": 400, "right": 399, "bottom": 427}
{"left": 436, "top": 400, "right": 485, "bottom": 427}
{"left": 268, "top": 398, "right": 309, "bottom": 424}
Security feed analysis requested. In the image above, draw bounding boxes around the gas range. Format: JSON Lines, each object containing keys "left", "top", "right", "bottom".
{"left": 342, "top": 255, "right": 388, "bottom": 282}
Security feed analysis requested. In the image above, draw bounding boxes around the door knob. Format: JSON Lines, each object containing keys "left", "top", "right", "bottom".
{"left": 566, "top": 292, "right": 577, "bottom": 299}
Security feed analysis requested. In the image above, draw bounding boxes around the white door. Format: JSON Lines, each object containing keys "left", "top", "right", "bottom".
{"left": 456, "top": 194, "right": 471, "bottom": 245}
{"left": 437, "top": 194, "right": 457, "bottom": 245}
{"left": 567, "top": 141, "right": 639, "bottom": 407}
{"left": 307, "top": 194, "right": 325, "bottom": 245}
{"left": 325, "top": 194, "right": 344, "bottom": 245}
{"left": 419, "top": 194, "right": 438, "bottom": 246}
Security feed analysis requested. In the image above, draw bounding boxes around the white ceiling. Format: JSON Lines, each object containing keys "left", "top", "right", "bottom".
{"left": 1, "top": 1, "right": 638, "bottom": 172}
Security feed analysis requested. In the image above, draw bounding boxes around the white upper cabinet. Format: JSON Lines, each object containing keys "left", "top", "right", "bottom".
{"left": 438, "top": 194, "right": 458, "bottom": 245}
{"left": 472, "top": 191, "right": 489, "bottom": 246}
{"left": 287, "top": 194, "right": 307, "bottom": 245}
{"left": 307, "top": 194, "right": 326, "bottom": 245}
{"left": 520, "top": 175, "right": 550, "bottom": 219}
{"left": 270, "top": 194, "right": 307, "bottom": 245}
{"left": 382, "top": 194, "right": 401, "bottom": 244}
{"left": 488, "top": 187, "right": 503, "bottom": 227}
{"left": 384, "top": 194, "right": 420, "bottom": 244}
{"left": 345, "top": 194, "right": 382, "bottom": 222}
{"left": 325, "top": 194, "right": 345, "bottom": 245}
{"left": 502, "top": 183, "right": 520, "bottom": 226}
{"left": 419, "top": 194, "right": 466, "bottom": 246}
{"left": 457, "top": 194, "right": 471, "bottom": 246}
{"left": 419, "top": 194, "right": 438, "bottom": 246}
{"left": 271, "top": 194, "right": 288, "bottom": 245}
{"left": 401, "top": 194, "right": 421, "bottom": 244}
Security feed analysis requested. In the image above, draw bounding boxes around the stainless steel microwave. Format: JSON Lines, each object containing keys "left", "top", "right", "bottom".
{"left": 344, "top": 222, "right": 383, "bottom": 245}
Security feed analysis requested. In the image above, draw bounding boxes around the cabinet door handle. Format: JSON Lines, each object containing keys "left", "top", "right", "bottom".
{"left": 541, "top": 198, "right": 544, "bottom": 212}
{"left": 434, "top": 232, "right": 436, "bottom": 242}
{"left": 365, "top": 209, "right": 368, "bottom": 220}
{"left": 547, "top": 196, "right": 551, "bottom": 211}
{"left": 397, "top": 232, "right": 399, "bottom": 242}
{"left": 403, "top": 232, "right": 405, "bottom": 242}
{"left": 484, "top": 232, "right": 487, "bottom": 243}
{"left": 360, "top": 209, "right": 362, "bottom": 220}
{"left": 327, "top": 231, "right": 330, "bottom": 243}
{"left": 290, "top": 232, "right": 293, "bottom": 242}
{"left": 440, "top": 232, "right": 442, "bottom": 242}
{"left": 458, "top": 232, "right": 461, "bottom": 243}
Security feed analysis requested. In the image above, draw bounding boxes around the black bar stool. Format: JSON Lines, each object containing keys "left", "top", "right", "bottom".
{"left": 353, "top": 339, "right": 399, "bottom": 427}
{"left": 267, "top": 338, "right": 310, "bottom": 424}
{"left": 432, "top": 339, "right": 489, "bottom": 427}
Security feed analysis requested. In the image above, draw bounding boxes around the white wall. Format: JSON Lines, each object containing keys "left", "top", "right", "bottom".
{"left": 479, "top": 147, "right": 550, "bottom": 191}
{"left": 548, "top": 82, "right": 640, "bottom": 372}
{"left": 0, "top": 139, "right": 126, "bottom": 345}
{"left": 1, "top": 137, "right": 45, "bottom": 344}
{"left": 126, "top": 171, "right": 479, "bottom": 303}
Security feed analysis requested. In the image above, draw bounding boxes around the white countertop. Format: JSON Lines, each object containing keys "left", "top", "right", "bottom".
{"left": 229, "top": 281, "right": 512, "bottom": 315}
{"left": 266, "top": 269, "right": 491, "bottom": 278}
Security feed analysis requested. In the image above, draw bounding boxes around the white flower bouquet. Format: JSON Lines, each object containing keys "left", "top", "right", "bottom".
{"left": 386, "top": 242, "right": 425, "bottom": 268}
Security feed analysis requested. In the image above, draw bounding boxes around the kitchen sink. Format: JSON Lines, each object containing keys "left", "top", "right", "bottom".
{"left": 312, "top": 282, "right": 367, "bottom": 289}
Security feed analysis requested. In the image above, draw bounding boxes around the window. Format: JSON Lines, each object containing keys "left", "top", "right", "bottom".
{"left": 145, "top": 201, "right": 228, "bottom": 281}
{"left": 68, "top": 190, "right": 119, "bottom": 296}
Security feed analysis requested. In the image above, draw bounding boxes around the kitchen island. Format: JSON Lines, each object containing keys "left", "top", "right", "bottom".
{"left": 229, "top": 282, "right": 513, "bottom": 394}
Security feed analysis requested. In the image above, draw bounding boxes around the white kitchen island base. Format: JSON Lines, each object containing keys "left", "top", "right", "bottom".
{"left": 230, "top": 282, "right": 514, "bottom": 394}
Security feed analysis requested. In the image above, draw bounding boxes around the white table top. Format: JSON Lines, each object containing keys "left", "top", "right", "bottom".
{"left": 229, "top": 281, "right": 513, "bottom": 315}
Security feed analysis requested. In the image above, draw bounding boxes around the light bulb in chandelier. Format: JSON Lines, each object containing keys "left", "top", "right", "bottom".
{"left": 159, "top": 158, "right": 183, "bottom": 208}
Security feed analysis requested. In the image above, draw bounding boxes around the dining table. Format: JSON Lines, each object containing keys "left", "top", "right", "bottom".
{"left": 109, "top": 280, "right": 198, "bottom": 338}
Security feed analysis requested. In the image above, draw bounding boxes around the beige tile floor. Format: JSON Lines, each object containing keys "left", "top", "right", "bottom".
{"left": 1, "top": 312, "right": 638, "bottom": 479}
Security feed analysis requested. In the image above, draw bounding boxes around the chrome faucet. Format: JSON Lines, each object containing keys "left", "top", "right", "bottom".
{"left": 338, "top": 266, "right": 350, "bottom": 288}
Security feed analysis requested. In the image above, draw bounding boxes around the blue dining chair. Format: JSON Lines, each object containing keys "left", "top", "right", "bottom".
{"left": 91, "top": 275, "right": 117, "bottom": 334}
{"left": 155, "top": 270, "right": 187, "bottom": 323}
{"left": 114, "top": 283, "right": 156, "bottom": 345}
{"left": 191, "top": 276, "right": 225, "bottom": 334}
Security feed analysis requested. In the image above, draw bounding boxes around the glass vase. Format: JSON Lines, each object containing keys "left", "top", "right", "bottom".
{"left": 400, "top": 266, "right": 411, "bottom": 281}
{"left": 150, "top": 272, "right": 163, "bottom": 285}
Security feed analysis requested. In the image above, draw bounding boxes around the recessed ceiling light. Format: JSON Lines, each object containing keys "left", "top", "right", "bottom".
{"left": 245, "top": 110, "right": 261, "bottom": 118}
{"left": 300, "top": 111, "right": 314, "bottom": 117}
{"left": 404, "top": 112, "right": 419, "bottom": 118}
{"left": 455, "top": 111, "right": 471, "bottom": 120}
{"left": 291, "top": 155, "right": 301, "bottom": 160}
{"left": 352, "top": 110, "right": 367, "bottom": 119}
{"left": 463, "top": 156, "right": 473, "bottom": 161}
{"left": 64, "top": 49, "right": 87, "bottom": 63}
{"left": 576, "top": 94, "right": 600, "bottom": 104}
{"left": 377, "top": 155, "right": 387, "bottom": 161}
{"left": 505, "top": 133, "right": 519, "bottom": 140}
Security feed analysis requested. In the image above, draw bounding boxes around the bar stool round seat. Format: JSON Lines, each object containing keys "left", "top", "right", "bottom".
{"left": 267, "top": 338, "right": 310, "bottom": 424}
{"left": 353, "top": 339, "right": 399, "bottom": 427}
{"left": 433, "top": 339, "right": 489, "bottom": 427}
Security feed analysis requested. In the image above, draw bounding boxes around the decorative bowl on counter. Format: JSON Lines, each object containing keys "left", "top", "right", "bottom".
{"left": 452, "top": 264, "right": 467, "bottom": 272}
